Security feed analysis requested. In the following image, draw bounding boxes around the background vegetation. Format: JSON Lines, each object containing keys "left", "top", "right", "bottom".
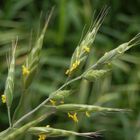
{"left": 0, "top": 0, "right": 140, "bottom": 140}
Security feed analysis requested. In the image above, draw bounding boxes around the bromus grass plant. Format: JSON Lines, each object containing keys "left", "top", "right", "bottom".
{"left": 0, "top": 6, "right": 140, "bottom": 140}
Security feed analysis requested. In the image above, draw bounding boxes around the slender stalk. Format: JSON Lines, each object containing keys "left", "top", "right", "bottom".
{"left": 55, "top": 75, "right": 82, "bottom": 92}
{"left": 3, "top": 112, "right": 54, "bottom": 140}
{"left": 12, "top": 89, "right": 27, "bottom": 124}
{"left": 7, "top": 107, "right": 12, "bottom": 128}
{"left": 0, "top": 128, "right": 10, "bottom": 137}
{"left": 13, "top": 75, "right": 82, "bottom": 127}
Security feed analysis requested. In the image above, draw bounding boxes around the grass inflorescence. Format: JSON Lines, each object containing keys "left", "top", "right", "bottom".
{"left": 0, "top": 6, "right": 140, "bottom": 140}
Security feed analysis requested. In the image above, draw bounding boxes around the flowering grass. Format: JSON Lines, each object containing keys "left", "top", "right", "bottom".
{"left": 0, "top": 6, "right": 140, "bottom": 140}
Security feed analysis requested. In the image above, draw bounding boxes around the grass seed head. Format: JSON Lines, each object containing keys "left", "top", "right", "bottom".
{"left": 29, "top": 126, "right": 100, "bottom": 138}
{"left": 66, "top": 6, "right": 109, "bottom": 76}
{"left": 4, "top": 40, "right": 17, "bottom": 107}
{"left": 56, "top": 104, "right": 130, "bottom": 113}
{"left": 22, "top": 9, "right": 53, "bottom": 89}
{"left": 49, "top": 90, "right": 74, "bottom": 101}
{"left": 93, "top": 33, "right": 140, "bottom": 69}
{"left": 83, "top": 69, "right": 109, "bottom": 82}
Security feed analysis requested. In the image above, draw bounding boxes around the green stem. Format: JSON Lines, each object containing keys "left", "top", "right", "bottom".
{"left": 3, "top": 112, "right": 53, "bottom": 140}
{"left": 0, "top": 128, "right": 10, "bottom": 138}
{"left": 12, "top": 89, "right": 26, "bottom": 124}
{"left": 13, "top": 75, "right": 82, "bottom": 127}
{"left": 7, "top": 107, "right": 12, "bottom": 128}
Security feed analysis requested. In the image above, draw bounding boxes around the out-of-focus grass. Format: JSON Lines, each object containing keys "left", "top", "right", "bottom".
{"left": 0, "top": 0, "right": 140, "bottom": 140}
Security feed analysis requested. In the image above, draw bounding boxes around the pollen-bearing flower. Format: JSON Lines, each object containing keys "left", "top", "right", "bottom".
{"left": 38, "top": 134, "right": 47, "bottom": 140}
{"left": 85, "top": 111, "right": 90, "bottom": 117}
{"left": 83, "top": 46, "right": 90, "bottom": 53}
{"left": 68, "top": 112, "right": 78, "bottom": 123}
{"left": 1, "top": 94, "right": 6, "bottom": 103}
{"left": 65, "top": 60, "right": 80, "bottom": 76}
{"left": 50, "top": 99, "right": 56, "bottom": 106}
{"left": 22, "top": 65, "right": 30, "bottom": 76}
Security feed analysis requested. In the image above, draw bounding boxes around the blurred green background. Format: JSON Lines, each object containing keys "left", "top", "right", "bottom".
{"left": 0, "top": 0, "right": 140, "bottom": 140}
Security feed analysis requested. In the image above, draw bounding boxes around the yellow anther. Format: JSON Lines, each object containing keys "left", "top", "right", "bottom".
{"left": 22, "top": 65, "right": 30, "bottom": 76}
{"left": 65, "top": 60, "right": 80, "bottom": 76}
{"left": 72, "top": 63, "right": 77, "bottom": 69}
{"left": 38, "top": 134, "right": 47, "bottom": 140}
{"left": 68, "top": 112, "right": 78, "bottom": 123}
{"left": 75, "top": 60, "right": 80, "bottom": 66}
{"left": 85, "top": 111, "right": 90, "bottom": 117}
{"left": 50, "top": 99, "right": 56, "bottom": 106}
{"left": 83, "top": 46, "right": 90, "bottom": 53}
{"left": 1, "top": 95, "right": 6, "bottom": 103}
{"left": 71, "top": 60, "right": 80, "bottom": 70}
{"left": 65, "top": 69, "right": 70, "bottom": 75}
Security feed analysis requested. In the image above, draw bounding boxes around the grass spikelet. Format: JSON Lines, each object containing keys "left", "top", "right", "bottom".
{"left": 91, "top": 33, "right": 140, "bottom": 69}
{"left": 55, "top": 104, "right": 130, "bottom": 113}
{"left": 49, "top": 90, "right": 74, "bottom": 102}
{"left": 66, "top": 6, "right": 109, "bottom": 76}
{"left": 22, "top": 8, "right": 54, "bottom": 89}
{"left": 2, "top": 39, "right": 17, "bottom": 127}
{"left": 28, "top": 126, "right": 100, "bottom": 138}
{"left": 4, "top": 40, "right": 17, "bottom": 107}
{"left": 83, "top": 69, "right": 109, "bottom": 82}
